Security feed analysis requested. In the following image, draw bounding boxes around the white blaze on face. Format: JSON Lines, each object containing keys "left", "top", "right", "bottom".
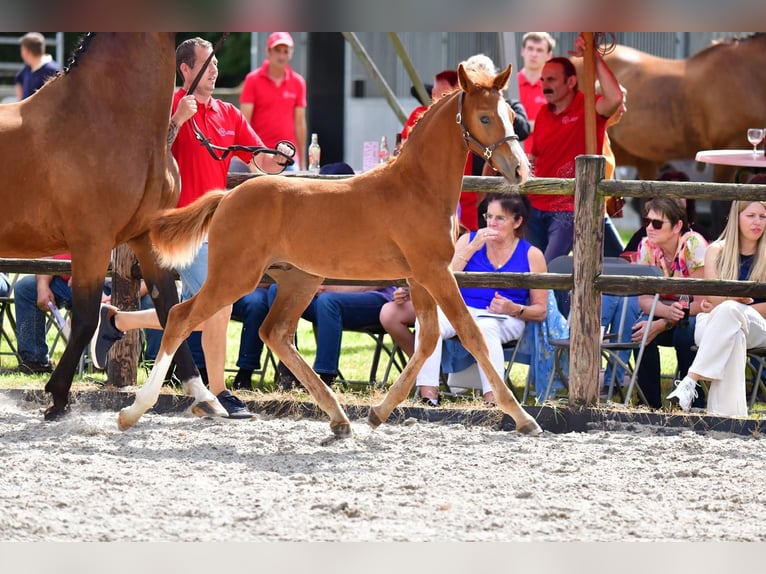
{"left": 497, "top": 98, "right": 531, "bottom": 183}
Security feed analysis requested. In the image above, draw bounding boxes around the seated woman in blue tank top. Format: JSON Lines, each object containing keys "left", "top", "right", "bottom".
{"left": 415, "top": 193, "right": 548, "bottom": 405}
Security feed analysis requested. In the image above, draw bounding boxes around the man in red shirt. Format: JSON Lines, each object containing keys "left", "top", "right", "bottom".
{"left": 527, "top": 34, "right": 623, "bottom": 262}
{"left": 240, "top": 32, "right": 307, "bottom": 171}
{"left": 518, "top": 32, "right": 556, "bottom": 155}
{"left": 167, "top": 37, "right": 266, "bottom": 418}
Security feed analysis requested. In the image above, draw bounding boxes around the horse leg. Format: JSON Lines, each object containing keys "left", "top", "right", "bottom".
{"left": 260, "top": 270, "right": 352, "bottom": 438}
{"left": 117, "top": 286, "right": 228, "bottom": 430}
{"left": 369, "top": 280, "right": 441, "bottom": 427}
{"left": 129, "top": 235, "right": 210, "bottom": 410}
{"left": 425, "top": 270, "right": 541, "bottom": 435}
{"left": 44, "top": 250, "right": 111, "bottom": 420}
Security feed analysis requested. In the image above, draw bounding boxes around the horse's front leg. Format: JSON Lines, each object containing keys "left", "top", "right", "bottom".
{"left": 428, "top": 271, "right": 542, "bottom": 436}
{"left": 369, "top": 280, "right": 440, "bottom": 427}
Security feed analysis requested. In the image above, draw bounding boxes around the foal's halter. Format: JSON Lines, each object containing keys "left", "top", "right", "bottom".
{"left": 455, "top": 91, "right": 519, "bottom": 162}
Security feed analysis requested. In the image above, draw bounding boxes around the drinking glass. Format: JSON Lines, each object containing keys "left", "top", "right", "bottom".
{"left": 747, "top": 128, "right": 765, "bottom": 158}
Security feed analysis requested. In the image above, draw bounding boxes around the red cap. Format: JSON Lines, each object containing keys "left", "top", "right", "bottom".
{"left": 267, "top": 32, "right": 294, "bottom": 49}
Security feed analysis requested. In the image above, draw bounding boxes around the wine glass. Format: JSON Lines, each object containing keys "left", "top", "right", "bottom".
{"left": 747, "top": 128, "right": 765, "bottom": 158}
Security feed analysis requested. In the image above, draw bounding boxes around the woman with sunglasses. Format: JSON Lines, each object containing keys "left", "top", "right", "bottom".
{"left": 667, "top": 199, "right": 766, "bottom": 416}
{"left": 415, "top": 193, "right": 548, "bottom": 406}
{"left": 631, "top": 197, "right": 709, "bottom": 409}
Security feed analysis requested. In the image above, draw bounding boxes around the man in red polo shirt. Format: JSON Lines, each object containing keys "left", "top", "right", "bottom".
{"left": 527, "top": 33, "right": 623, "bottom": 263}
{"left": 240, "top": 32, "right": 307, "bottom": 171}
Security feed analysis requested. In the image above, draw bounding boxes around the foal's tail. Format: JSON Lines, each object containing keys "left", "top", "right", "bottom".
{"left": 150, "top": 190, "right": 227, "bottom": 270}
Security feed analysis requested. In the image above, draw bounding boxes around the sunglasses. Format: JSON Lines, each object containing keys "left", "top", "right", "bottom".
{"left": 642, "top": 217, "right": 667, "bottom": 230}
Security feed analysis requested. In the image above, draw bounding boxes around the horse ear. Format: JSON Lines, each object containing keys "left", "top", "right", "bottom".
{"left": 493, "top": 64, "right": 512, "bottom": 91}
{"left": 457, "top": 63, "right": 475, "bottom": 92}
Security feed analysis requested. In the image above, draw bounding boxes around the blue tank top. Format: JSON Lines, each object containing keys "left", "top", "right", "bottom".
{"left": 460, "top": 233, "right": 532, "bottom": 309}
{"left": 739, "top": 254, "right": 766, "bottom": 304}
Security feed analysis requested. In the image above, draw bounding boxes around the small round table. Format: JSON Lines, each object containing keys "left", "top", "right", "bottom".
{"left": 695, "top": 149, "right": 766, "bottom": 168}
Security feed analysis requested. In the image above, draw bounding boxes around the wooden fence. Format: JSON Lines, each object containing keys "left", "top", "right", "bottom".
{"left": 3, "top": 156, "right": 766, "bottom": 405}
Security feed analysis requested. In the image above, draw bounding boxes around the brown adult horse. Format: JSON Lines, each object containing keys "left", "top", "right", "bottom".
{"left": 576, "top": 34, "right": 766, "bottom": 181}
{"left": 118, "top": 63, "right": 543, "bottom": 437}
{"left": 0, "top": 33, "right": 216, "bottom": 419}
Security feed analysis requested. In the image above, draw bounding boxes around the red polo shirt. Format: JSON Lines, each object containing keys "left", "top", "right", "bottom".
{"left": 518, "top": 69, "right": 548, "bottom": 154}
{"left": 240, "top": 60, "right": 307, "bottom": 148}
{"left": 172, "top": 88, "right": 263, "bottom": 207}
{"left": 529, "top": 91, "right": 608, "bottom": 212}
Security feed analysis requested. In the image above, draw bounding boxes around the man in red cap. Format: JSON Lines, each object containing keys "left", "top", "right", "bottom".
{"left": 240, "top": 32, "right": 307, "bottom": 171}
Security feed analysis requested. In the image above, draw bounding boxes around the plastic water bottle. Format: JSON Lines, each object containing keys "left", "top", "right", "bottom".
{"left": 308, "top": 133, "right": 321, "bottom": 173}
{"left": 392, "top": 133, "right": 402, "bottom": 157}
{"left": 378, "top": 135, "right": 389, "bottom": 163}
{"left": 678, "top": 294, "right": 690, "bottom": 328}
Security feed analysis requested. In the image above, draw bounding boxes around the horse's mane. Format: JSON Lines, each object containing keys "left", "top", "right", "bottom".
{"left": 62, "top": 32, "right": 96, "bottom": 74}
{"left": 397, "top": 87, "right": 460, "bottom": 157}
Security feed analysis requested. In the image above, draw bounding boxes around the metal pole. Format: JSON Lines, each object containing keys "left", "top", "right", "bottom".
{"left": 342, "top": 32, "right": 408, "bottom": 124}
{"left": 388, "top": 32, "right": 430, "bottom": 111}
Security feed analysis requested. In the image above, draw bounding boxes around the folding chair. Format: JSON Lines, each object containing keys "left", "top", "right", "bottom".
{"left": 747, "top": 348, "right": 766, "bottom": 410}
{"left": 543, "top": 256, "right": 663, "bottom": 406}
{"left": 336, "top": 324, "right": 407, "bottom": 388}
{"left": 440, "top": 336, "right": 523, "bottom": 400}
{"left": 0, "top": 273, "right": 20, "bottom": 365}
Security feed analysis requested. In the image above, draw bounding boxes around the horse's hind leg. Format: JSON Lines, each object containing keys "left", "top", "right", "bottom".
{"left": 260, "top": 270, "right": 352, "bottom": 438}
{"left": 369, "top": 280, "right": 441, "bottom": 427}
{"left": 425, "top": 271, "right": 541, "bottom": 435}
{"left": 118, "top": 286, "right": 228, "bottom": 430}
{"left": 44, "top": 249, "right": 112, "bottom": 420}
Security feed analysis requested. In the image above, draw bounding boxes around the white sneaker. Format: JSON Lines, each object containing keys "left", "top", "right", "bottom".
{"left": 667, "top": 377, "right": 698, "bottom": 412}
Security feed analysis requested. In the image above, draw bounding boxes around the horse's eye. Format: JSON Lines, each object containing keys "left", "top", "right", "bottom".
{"left": 481, "top": 116, "right": 490, "bottom": 125}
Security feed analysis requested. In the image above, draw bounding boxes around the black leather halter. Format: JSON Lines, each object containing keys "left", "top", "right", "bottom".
{"left": 455, "top": 91, "right": 519, "bottom": 161}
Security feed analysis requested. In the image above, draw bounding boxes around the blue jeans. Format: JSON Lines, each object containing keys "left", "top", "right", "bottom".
{"left": 267, "top": 285, "right": 390, "bottom": 376}
{"left": 526, "top": 208, "right": 575, "bottom": 263}
{"left": 603, "top": 216, "right": 625, "bottom": 257}
{"left": 231, "top": 287, "right": 270, "bottom": 371}
{"left": 601, "top": 295, "right": 640, "bottom": 387}
{"left": 14, "top": 275, "right": 73, "bottom": 364}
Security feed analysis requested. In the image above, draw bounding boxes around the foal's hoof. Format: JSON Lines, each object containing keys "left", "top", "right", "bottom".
{"left": 117, "top": 408, "right": 136, "bottom": 431}
{"left": 367, "top": 406, "right": 384, "bottom": 429}
{"left": 43, "top": 403, "right": 70, "bottom": 421}
{"left": 516, "top": 420, "right": 543, "bottom": 436}
{"left": 330, "top": 420, "right": 353, "bottom": 438}
{"left": 191, "top": 399, "right": 228, "bottom": 419}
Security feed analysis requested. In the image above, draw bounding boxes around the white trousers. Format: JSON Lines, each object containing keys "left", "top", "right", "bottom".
{"left": 692, "top": 301, "right": 766, "bottom": 417}
{"left": 415, "top": 306, "right": 525, "bottom": 394}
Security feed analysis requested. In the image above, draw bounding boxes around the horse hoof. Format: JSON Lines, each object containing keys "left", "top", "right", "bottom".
{"left": 330, "top": 421, "right": 353, "bottom": 438}
{"left": 117, "top": 408, "right": 136, "bottom": 431}
{"left": 516, "top": 420, "right": 543, "bottom": 436}
{"left": 367, "top": 406, "right": 384, "bottom": 429}
{"left": 191, "top": 399, "right": 228, "bottom": 418}
{"left": 43, "top": 403, "right": 70, "bottom": 421}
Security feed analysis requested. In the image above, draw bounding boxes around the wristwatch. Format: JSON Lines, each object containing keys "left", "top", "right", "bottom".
{"left": 663, "top": 318, "right": 673, "bottom": 330}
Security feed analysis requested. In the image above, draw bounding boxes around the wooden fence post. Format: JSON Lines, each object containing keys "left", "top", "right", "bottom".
{"left": 107, "top": 244, "right": 141, "bottom": 387}
{"left": 569, "top": 155, "right": 605, "bottom": 405}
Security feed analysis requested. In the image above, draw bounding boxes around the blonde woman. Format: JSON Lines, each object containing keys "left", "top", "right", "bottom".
{"left": 668, "top": 200, "right": 766, "bottom": 416}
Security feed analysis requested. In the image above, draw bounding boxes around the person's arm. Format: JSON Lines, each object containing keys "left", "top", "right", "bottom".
{"left": 570, "top": 34, "right": 623, "bottom": 119}
{"left": 294, "top": 106, "right": 307, "bottom": 171}
{"left": 15, "top": 83, "right": 22, "bottom": 101}
{"left": 167, "top": 95, "right": 197, "bottom": 147}
{"left": 35, "top": 275, "right": 55, "bottom": 312}
{"left": 508, "top": 99, "right": 531, "bottom": 142}
{"left": 239, "top": 102, "right": 254, "bottom": 125}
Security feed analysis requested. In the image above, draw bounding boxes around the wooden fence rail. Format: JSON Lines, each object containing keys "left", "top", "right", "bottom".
{"left": 3, "top": 159, "right": 764, "bottom": 399}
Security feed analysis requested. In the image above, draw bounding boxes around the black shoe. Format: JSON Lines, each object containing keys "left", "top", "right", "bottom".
{"left": 420, "top": 396, "right": 441, "bottom": 407}
{"left": 232, "top": 369, "right": 253, "bottom": 390}
{"left": 16, "top": 360, "right": 54, "bottom": 375}
{"left": 276, "top": 362, "right": 300, "bottom": 391}
{"left": 318, "top": 372, "right": 337, "bottom": 386}
{"left": 216, "top": 390, "right": 255, "bottom": 420}
{"left": 89, "top": 304, "right": 124, "bottom": 370}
